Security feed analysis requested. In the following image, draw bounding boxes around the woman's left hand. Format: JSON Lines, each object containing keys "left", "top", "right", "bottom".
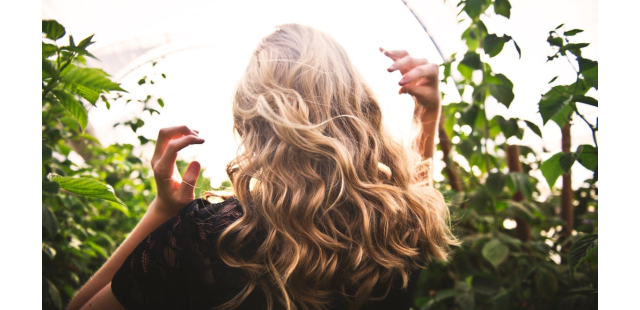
{"left": 380, "top": 47, "right": 441, "bottom": 112}
{"left": 150, "top": 125, "right": 205, "bottom": 217}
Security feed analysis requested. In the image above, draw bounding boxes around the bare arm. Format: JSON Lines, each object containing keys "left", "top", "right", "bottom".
{"left": 381, "top": 48, "right": 441, "bottom": 185}
{"left": 67, "top": 126, "right": 205, "bottom": 310}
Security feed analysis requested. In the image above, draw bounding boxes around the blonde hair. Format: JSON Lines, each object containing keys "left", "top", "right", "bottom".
{"left": 207, "top": 24, "right": 457, "bottom": 310}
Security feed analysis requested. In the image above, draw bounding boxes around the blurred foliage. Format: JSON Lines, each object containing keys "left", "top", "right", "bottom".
{"left": 41, "top": 20, "right": 215, "bottom": 309}
{"left": 412, "top": 1, "right": 598, "bottom": 309}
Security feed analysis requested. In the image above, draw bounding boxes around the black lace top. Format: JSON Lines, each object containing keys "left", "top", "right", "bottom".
{"left": 111, "top": 198, "right": 420, "bottom": 309}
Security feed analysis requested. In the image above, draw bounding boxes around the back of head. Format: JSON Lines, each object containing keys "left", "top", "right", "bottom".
{"left": 215, "top": 24, "right": 457, "bottom": 310}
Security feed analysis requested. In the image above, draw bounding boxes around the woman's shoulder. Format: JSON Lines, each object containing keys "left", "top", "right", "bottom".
{"left": 177, "top": 196, "right": 244, "bottom": 231}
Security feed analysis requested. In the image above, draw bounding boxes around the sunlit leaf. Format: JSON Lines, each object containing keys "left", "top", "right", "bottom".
{"left": 52, "top": 90, "right": 88, "bottom": 133}
{"left": 484, "top": 34, "right": 505, "bottom": 57}
{"left": 541, "top": 152, "right": 563, "bottom": 189}
{"left": 49, "top": 174, "right": 125, "bottom": 206}
{"left": 524, "top": 120, "right": 542, "bottom": 138}
{"left": 63, "top": 67, "right": 126, "bottom": 93}
{"left": 577, "top": 144, "right": 597, "bottom": 171}
{"left": 42, "top": 20, "right": 66, "bottom": 41}
{"left": 494, "top": 0, "right": 511, "bottom": 18}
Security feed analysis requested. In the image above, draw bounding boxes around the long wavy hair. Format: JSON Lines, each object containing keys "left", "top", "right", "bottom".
{"left": 207, "top": 24, "right": 458, "bottom": 310}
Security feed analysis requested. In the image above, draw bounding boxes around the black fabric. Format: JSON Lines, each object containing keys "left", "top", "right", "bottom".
{"left": 112, "top": 198, "right": 420, "bottom": 310}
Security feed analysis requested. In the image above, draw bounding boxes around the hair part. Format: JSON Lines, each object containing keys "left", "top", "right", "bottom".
{"left": 207, "top": 23, "right": 458, "bottom": 310}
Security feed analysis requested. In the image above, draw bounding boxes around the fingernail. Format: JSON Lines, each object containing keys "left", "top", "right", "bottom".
{"left": 398, "top": 78, "right": 406, "bottom": 85}
{"left": 388, "top": 65, "right": 397, "bottom": 71}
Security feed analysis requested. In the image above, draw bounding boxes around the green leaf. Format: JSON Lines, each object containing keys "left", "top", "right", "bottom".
{"left": 138, "top": 77, "right": 146, "bottom": 85}
{"left": 562, "top": 43, "right": 590, "bottom": 56}
{"left": 555, "top": 23, "right": 565, "bottom": 30}
{"left": 459, "top": 139, "right": 475, "bottom": 158}
{"left": 77, "top": 34, "right": 95, "bottom": 49}
{"left": 548, "top": 76, "right": 558, "bottom": 84}
{"left": 569, "top": 234, "right": 598, "bottom": 275}
{"left": 482, "top": 239, "right": 509, "bottom": 268}
{"left": 42, "top": 206, "right": 59, "bottom": 238}
{"left": 42, "top": 42, "right": 57, "bottom": 59}
{"left": 524, "top": 120, "right": 542, "bottom": 138}
{"left": 69, "top": 84, "right": 100, "bottom": 105}
{"left": 43, "top": 144, "right": 52, "bottom": 160}
{"left": 63, "top": 67, "right": 126, "bottom": 92}
{"left": 42, "top": 20, "right": 66, "bottom": 41}
{"left": 573, "top": 95, "right": 598, "bottom": 107}
{"left": 157, "top": 98, "right": 165, "bottom": 107}
{"left": 508, "top": 173, "right": 533, "bottom": 200}
{"left": 85, "top": 241, "right": 109, "bottom": 259}
{"left": 484, "top": 34, "right": 505, "bottom": 57}
{"left": 494, "top": 0, "right": 511, "bottom": 18}
{"left": 534, "top": 268, "right": 558, "bottom": 298}
{"left": 464, "top": 0, "right": 485, "bottom": 19}
{"left": 564, "top": 29, "right": 584, "bottom": 36}
{"left": 550, "top": 102, "right": 574, "bottom": 127}
{"left": 541, "top": 152, "right": 564, "bottom": 188}
{"left": 42, "top": 59, "right": 58, "bottom": 79}
{"left": 461, "top": 104, "right": 480, "bottom": 127}
{"left": 582, "top": 65, "right": 598, "bottom": 90}
{"left": 578, "top": 58, "right": 597, "bottom": 73}
{"left": 52, "top": 90, "right": 88, "bottom": 133}
{"left": 161, "top": 73, "right": 167, "bottom": 79}
{"left": 489, "top": 83, "right": 514, "bottom": 108}
{"left": 547, "top": 35, "right": 563, "bottom": 47}
{"left": 560, "top": 146, "right": 582, "bottom": 172}
{"left": 538, "top": 86, "right": 573, "bottom": 125}
{"left": 61, "top": 45, "right": 98, "bottom": 60}
{"left": 486, "top": 172, "right": 507, "bottom": 197}
{"left": 491, "top": 290, "right": 512, "bottom": 310}
{"left": 460, "top": 52, "right": 482, "bottom": 70}
{"left": 512, "top": 39, "right": 521, "bottom": 59}
{"left": 577, "top": 144, "right": 597, "bottom": 171}
{"left": 49, "top": 175, "right": 125, "bottom": 206}
{"left": 496, "top": 116, "right": 519, "bottom": 139}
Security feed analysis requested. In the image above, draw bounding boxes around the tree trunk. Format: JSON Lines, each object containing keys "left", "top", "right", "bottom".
{"left": 437, "top": 109, "right": 464, "bottom": 195}
{"left": 561, "top": 123, "right": 574, "bottom": 239}
{"left": 506, "top": 145, "right": 530, "bottom": 242}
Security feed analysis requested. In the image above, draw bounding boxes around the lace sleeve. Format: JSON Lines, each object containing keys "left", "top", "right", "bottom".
{"left": 110, "top": 203, "right": 195, "bottom": 309}
{"left": 111, "top": 198, "right": 246, "bottom": 309}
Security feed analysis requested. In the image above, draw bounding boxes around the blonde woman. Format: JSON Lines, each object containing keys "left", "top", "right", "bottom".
{"left": 68, "top": 24, "right": 458, "bottom": 310}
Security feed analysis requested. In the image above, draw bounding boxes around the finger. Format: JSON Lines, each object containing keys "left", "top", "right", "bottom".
{"left": 178, "top": 161, "right": 201, "bottom": 199}
{"left": 399, "top": 63, "right": 439, "bottom": 86}
{"left": 155, "top": 135, "right": 205, "bottom": 176}
{"left": 388, "top": 55, "right": 428, "bottom": 73}
{"left": 152, "top": 126, "right": 199, "bottom": 166}
{"left": 379, "top": 47, "right": 409, "bottom": 61}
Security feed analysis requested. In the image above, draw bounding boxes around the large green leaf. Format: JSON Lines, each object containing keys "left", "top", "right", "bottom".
{"left": 540, "top": 152, "right": 563, "bottom": 189}
{"left": 43, "top": 278, "right": 62, "bottom": 310}
{"left": 49, "top": 175, "right": 125, "bottom": 205}
{"left": 560, "top": 145, "right": 583, "bottom": 172}
{"left": 42, "top": 20, "right": 66, "bottom": 41}
{"left": 564, "top": 29, "right": 584, "bottom": 36}
{"left": 42, "top": 42, "right": 57, "bottom": 59}
{"left": 69, "top": 84, "right": 100, "bottom": 105}
{"left": 577, "top": 144, "right": 597, "bottom": 172}
{"left": 495, "top": 116, "right": 519, "bottom": 139}
{"left": 52, "top": 90, "right": 88, "bottom": 132}
{"left": 460, "top": 52, "right": 482, "bottom": 70}
{"left": 538, "top": 85, "right": 575, "bottom": 125}
{"left": 484, "top": 34, "right": 505, "bottom": 57}
{"left": 494, "top": 0, "right": 511, "bottom": 18}
{"left": 482, "top": 239, "right": 509, "bottom": 268}
{"left": 507, "top": 172, "right": 533, "bottom": 199}
{"left": 488, "top": 74, "right": 514, "bottom": 108}
{"left": 63, "top": 67, "right": 126, "bottom": 93}
{"left": 569, "top": 234, "right": 598, "bottom": 275}
{"left": 464, "top": 0, "right": 485, "bottom": 19}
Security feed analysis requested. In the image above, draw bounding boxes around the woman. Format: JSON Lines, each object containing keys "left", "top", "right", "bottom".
{"left": 67, "top": 24, "right": 457, "bottom": 310}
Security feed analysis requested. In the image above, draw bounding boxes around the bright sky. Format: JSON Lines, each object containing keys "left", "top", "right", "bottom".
{"left": 42, "top": 0, "right": 597, "bottom": 191}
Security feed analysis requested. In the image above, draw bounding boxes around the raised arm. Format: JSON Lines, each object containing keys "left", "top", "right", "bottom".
{"left": 66, "top": 126, "right": 204, "bottom": 310}
{"left": 380, "top": 48, "right": 441, "bottom": 185}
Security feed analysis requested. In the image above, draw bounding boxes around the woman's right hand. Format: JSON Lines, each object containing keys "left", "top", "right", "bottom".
{"left": 150, "top": 125, "right": 205, "bottom": 217}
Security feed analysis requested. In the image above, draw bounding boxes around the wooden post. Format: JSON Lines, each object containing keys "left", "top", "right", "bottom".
{"left": 506, "top": 145, "right": 530, "bottom": 242}
{"left": 561, "top": 123, "right": 574, "bottom": 239}
{"left": 437, "top": 108, "right": 464, "bottom": 195}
